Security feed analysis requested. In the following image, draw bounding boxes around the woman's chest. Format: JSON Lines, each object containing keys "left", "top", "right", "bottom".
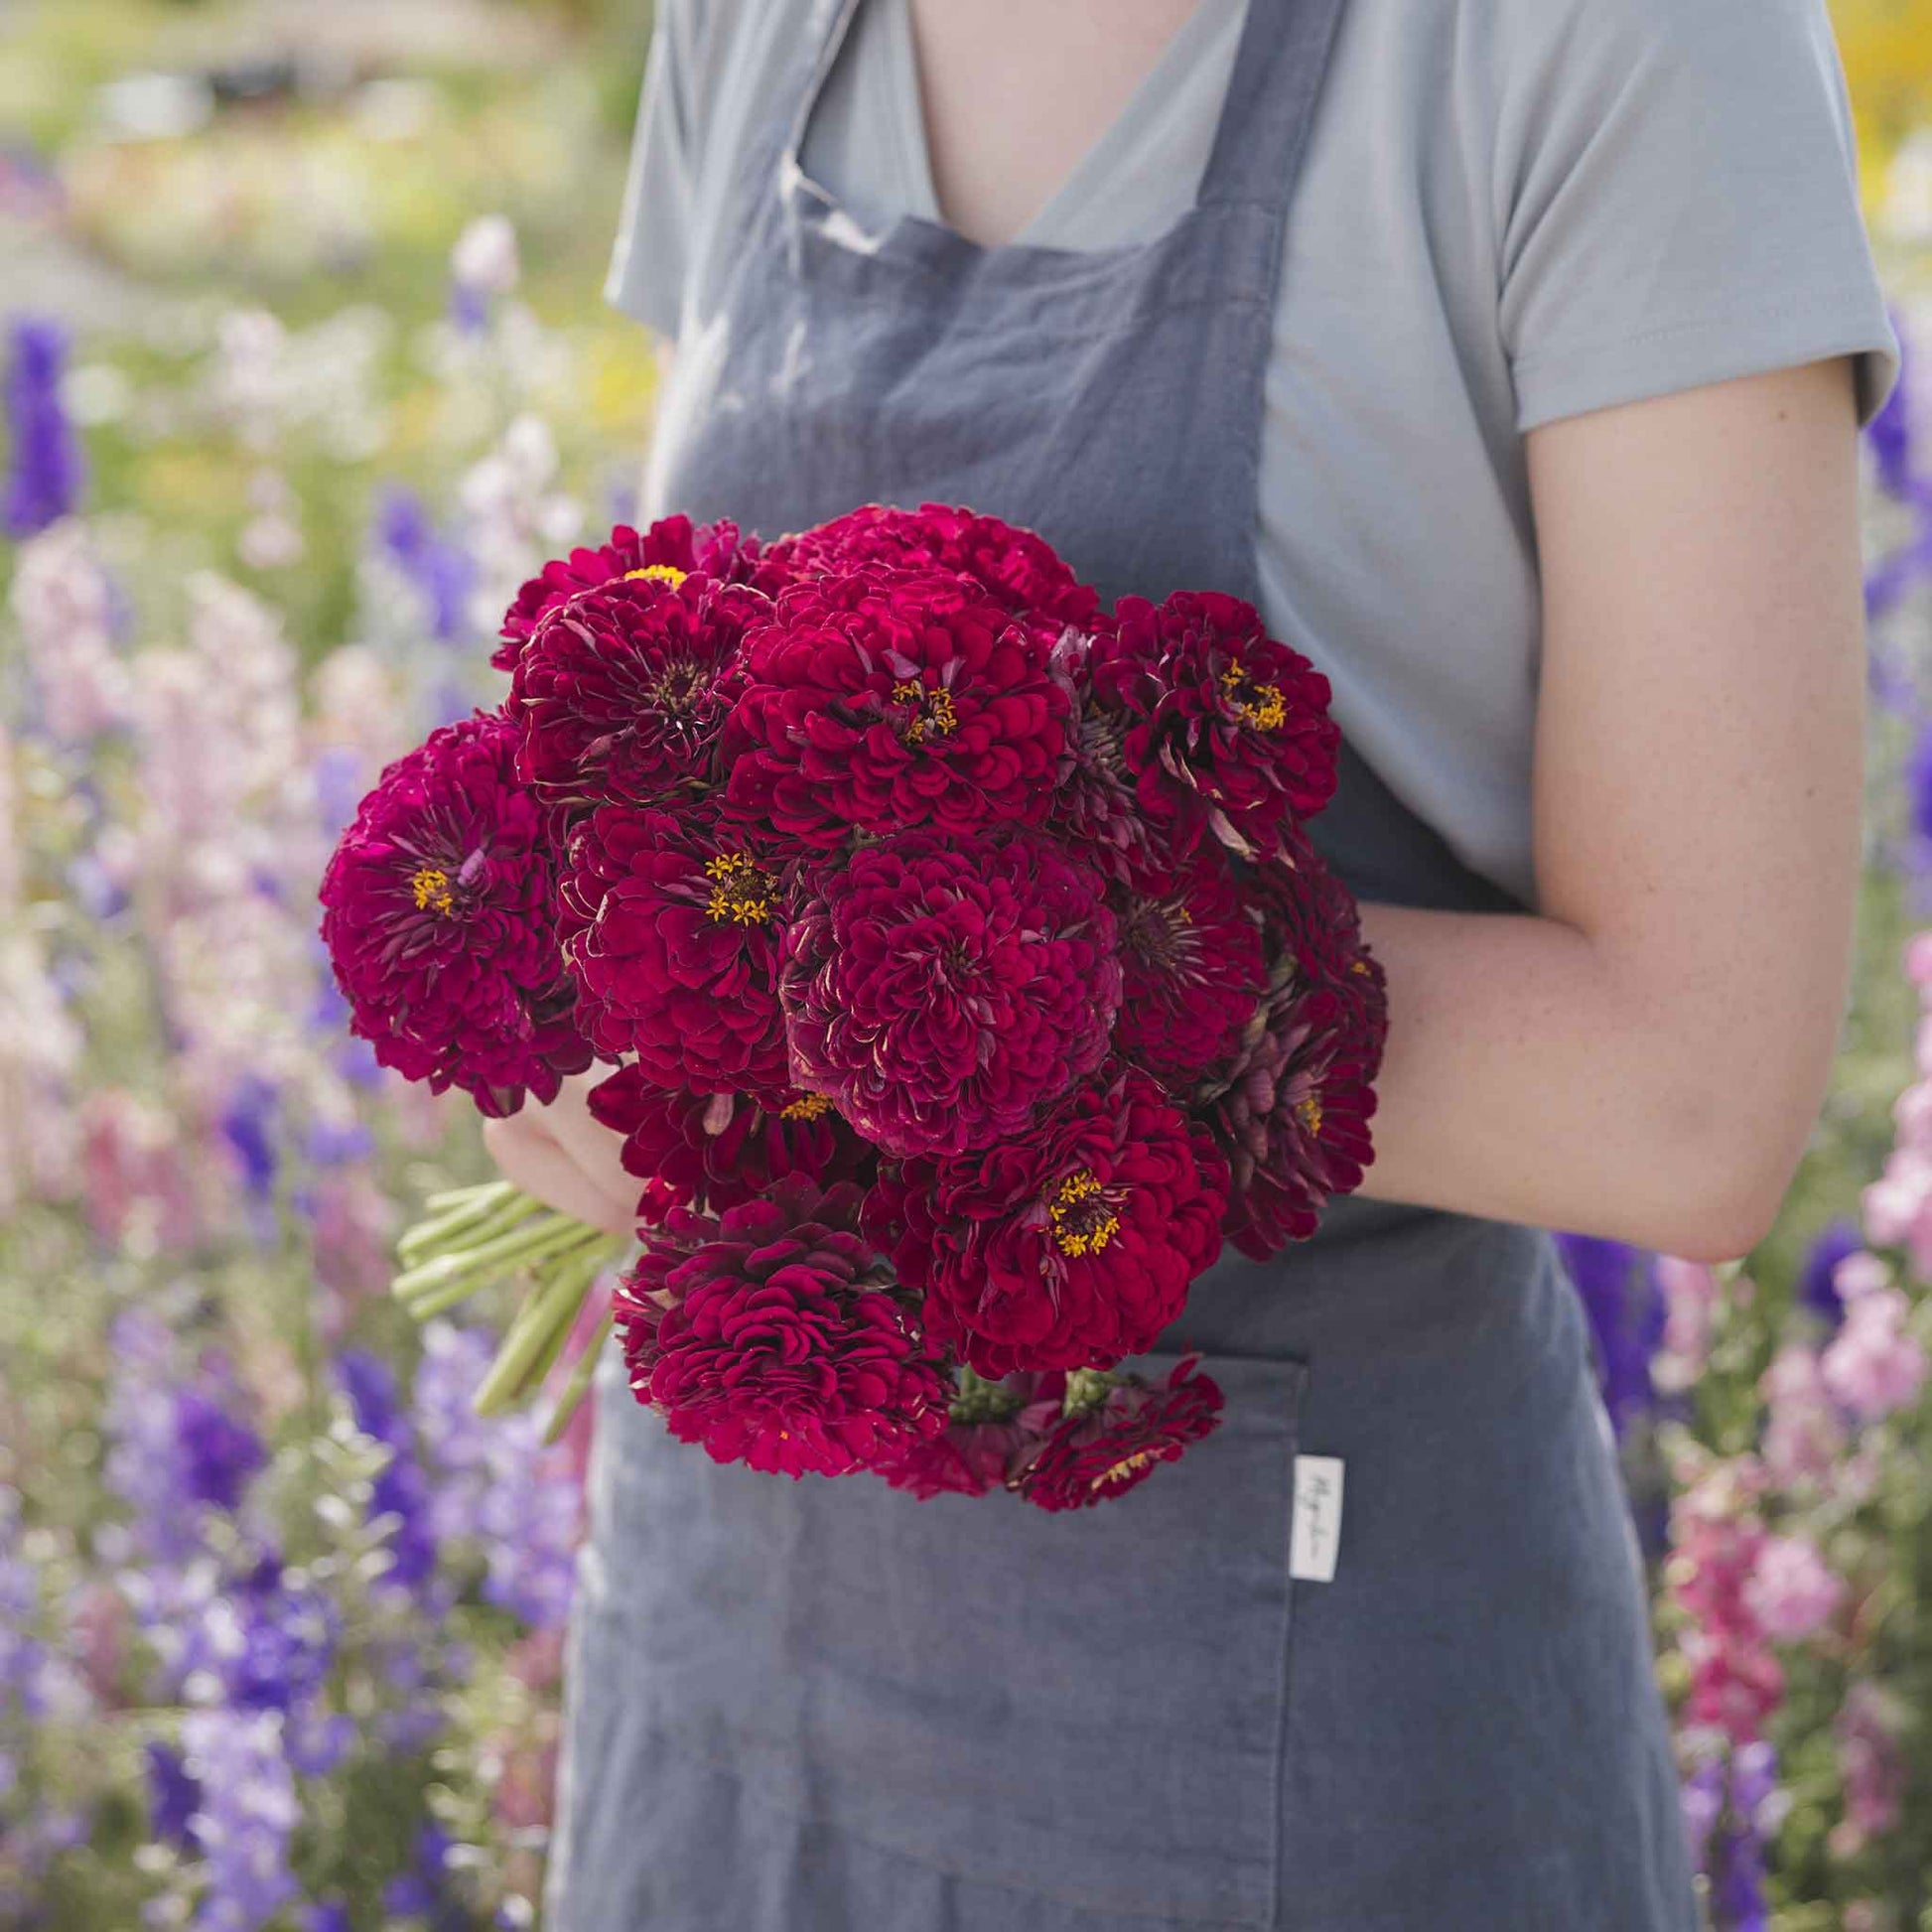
{"left": 901, "top": 0, "right": 1215, "bottom": 248}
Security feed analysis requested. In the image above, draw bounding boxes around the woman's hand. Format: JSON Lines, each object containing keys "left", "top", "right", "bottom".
{"left": 480, "top": 1068, "right": 640, "bottom": 1240}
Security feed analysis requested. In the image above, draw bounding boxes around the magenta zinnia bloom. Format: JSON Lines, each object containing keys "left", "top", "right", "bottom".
{"left": 491, "top": 514, "right": 780, "bottom": 671}
{"left": 722, "top": 567, "right": 1070, "bottom": 850}
{"left": 768, "top": 502, "right": 1100, "bottom": 630}
{"left": 1012, "top": 1355, "right": 1225, "bottom": 1511}
{"left": 1094, "top": 591, "right": 1340, "bottom": 860}
{"left": 863, "top": 1062, "right": 1229, "bottom": 1376}
{"left": 1045, "top": 642, "right": 1163, "bottom": 890}
{"left": 872, "top": 1414, "right": 1036, "bottom": 1499}
{"left": 1109, "top": 847, "right": 1265, "bottom": 1084}
{"left": 614, "top": 1176, "right": 951, "bottom": 1479}
{"left": 586, "top": 1064, "right": 874, "bottom": 1223}
{"left": 779, "top": 828, "right": 1121, "bottom": 1158}
{"left": 509, "top": 572, "right": 767, "bottom": 806}
{"left": 318, "top": 710, "right": 592, "bottom": 1117}
{"left": 557, "top": 803, "right": 792, "bottom": 1100}
{"left": 1206, "top": 851, "right": 1387, "bottom": 1258}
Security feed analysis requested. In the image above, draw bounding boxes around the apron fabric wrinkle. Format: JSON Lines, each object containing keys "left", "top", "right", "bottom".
{"left": 546, "top": 1, "right": 1702, "bottom": 1924}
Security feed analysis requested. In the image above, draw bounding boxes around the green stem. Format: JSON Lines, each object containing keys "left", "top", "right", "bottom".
{"left": 518, "top": 1242, "right": 616, "bottom": 1396}
{"left": 398, "top": 1188, "right": 544, "bottom": 1266}
{"left": 390, "top": 1214, "right": 593, "bottom": 1304}
{"left": 397, "top": 1183, "right": 527, "bottom": 1261}
{"left": 473, "top": 1249, "right": 607, "bottom": 1418}
{"left": 543, "top": 1310, "right": 615, "bottom": 1446}
{"left": 422, "top": 1179, "right": 519, "bottom": 1216}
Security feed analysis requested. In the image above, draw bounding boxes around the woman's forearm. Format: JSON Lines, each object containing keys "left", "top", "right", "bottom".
{"left": 1347, "top": 898, "right": 1784, "bottom": 1266}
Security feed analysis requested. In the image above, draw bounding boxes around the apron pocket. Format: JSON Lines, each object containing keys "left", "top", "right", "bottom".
{"left": 588, "top": 1346, "right": 1310, "bottom": 1927}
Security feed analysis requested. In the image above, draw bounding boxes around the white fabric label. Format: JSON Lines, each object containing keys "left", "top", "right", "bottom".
{"left": 1290, "top": 1454, "right": 1344, "bottom": 1583}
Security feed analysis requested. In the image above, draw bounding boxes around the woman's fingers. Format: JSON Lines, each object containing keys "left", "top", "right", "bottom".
{"left": 480, "top": 1109, "right": 636, "bottom": 1238}
{"left": 538, "top": 1068, "right": 642, "bottom": 1217}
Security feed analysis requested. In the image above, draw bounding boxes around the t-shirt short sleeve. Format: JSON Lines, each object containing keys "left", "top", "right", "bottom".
{"left": 603, "top": 0, "right": 707, "bottom": 341}
{"left": 1494, "top": 0, "right": 1901, "bottom": 432}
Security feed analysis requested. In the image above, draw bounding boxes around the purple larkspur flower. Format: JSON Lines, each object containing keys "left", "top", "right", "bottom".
{"left": 179, "top": 1708, "right": 299, "bottom": 1932}
{"left": 1799, "top": 1217, "right": 1863, "bottom": 1332}
{"left": 217, "top": 1074, "right": 279, "bottom": 1201}
{"left": 1866, "top": 308, "right": 1914, "bottom": 501}
{"left": 1554, "top": 1232, "right": 1667, "bottom": 1439}
{"left": 4, "top": 315, "right": 83, "bottom": 538}
{"left": 414, "top": 1322, "right": 582, "bottom": 1628}
{"left": 337, "top": 1348, "right": 439, "bottom": 1589}
{"left": 173, "top": 1387, "right": 267, "bottom": 1513}
{"left": 373, "top": 481, "right": 475, "bottom": 643}
{"left": 144, "top": 1740, "right": 203, "bottom": 1851}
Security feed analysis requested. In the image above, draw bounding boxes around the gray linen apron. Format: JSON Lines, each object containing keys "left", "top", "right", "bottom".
{"left": 546, "top": 1, "right": 1704, "bottom": 1925}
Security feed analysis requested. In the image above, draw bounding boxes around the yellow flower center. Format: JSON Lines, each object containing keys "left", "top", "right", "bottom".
{"left": 1092, "top": 1448, "right": 1159, "bottom": 1491}
{"left": 1219, "top": 659, "right": 1287, "bottom": 732}
{"left": 622, "top": 564, "right": 689, "bottom": 589}
{"left": 703, "top": 852, "right": 777, "bottom": 924}
{"left": 891, "top": 678, "right": 958, "bottom": 746}
{"left": 779, "top": 1092, "right": 834, "bottom": 1122}
{"left": 1296, "top": 1093, "right": 1322, "bottom": 1138}
{"left": 1047, "top": 1169, "right": 1122, "bottom": 1258}
{"left": 409, "top": 866, "right": 455, "bottom": 915}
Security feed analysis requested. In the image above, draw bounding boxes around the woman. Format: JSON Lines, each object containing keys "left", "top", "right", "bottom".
{"left": 492, "top": 0, "right": 1900, "bottom": 1924}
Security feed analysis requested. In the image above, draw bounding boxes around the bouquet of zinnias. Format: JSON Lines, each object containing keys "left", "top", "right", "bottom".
{"left": 319, "top": 503, "right": 1387, "bottom": 1510}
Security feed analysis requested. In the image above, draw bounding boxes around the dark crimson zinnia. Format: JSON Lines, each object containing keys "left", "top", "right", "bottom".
{"left": 779, "top": 828, "right": 1121, "bottom": 1159}
{"left": 1094, "top": 590, "right": 1340, "bottom": 861}
{"left": 318, "top": 710, "right": 593, "bottom": 1117}
{"left": 1202, "top": 851, "right": 1387, "bottom": 1257}
{"left": 1044, "top": 628, "right": 1163, "bottom": 891}
{"left": 586, "top": 1064, "right": 874, "bottom": 1224}
{"left": 614, "top": 1175, "right": 951, "bottom": 1479}
{"left": 767, "top": 502, "right": 1101, "bottom": 631}
{"left": 1010, "top": 1355, "right": 1225, "bottom": 1512}
{"left": 869, "top": 1364, "right": 1054, "bottom": 1500}
{"left": 509, "top": 571, "right": 768, "bottom": 807}
{"left": 862, "top": 1061, "right": 1229, "bottom": 1376}
{"left": 491, "top": 514, "right": 781, "bottom": 672}
{"left": 721, "top": 567, "right": 1070, "bottom": 851}
{"left": 1109, "top": 846, "right": 1265, "bottom": 1085}
{"left": 556, "top": 802, "right": 792, "bottom": 1101}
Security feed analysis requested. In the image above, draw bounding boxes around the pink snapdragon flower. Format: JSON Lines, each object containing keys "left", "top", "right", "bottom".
{"left": 1819, "top": 1284, "right": 1928, "bottom": 1422}
{"left": 1829, "top": 1681, "right": 1908, "bottom": 1858}
{"left": 1739, "top": 1532, "right": 1845, "bottom": 1643}
{"left": 1756, "top": 1341, "right": 1848, "bottom": 1490}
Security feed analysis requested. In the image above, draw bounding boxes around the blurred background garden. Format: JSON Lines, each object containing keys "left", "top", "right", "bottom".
{"left": 5, "top": 0, "right": 1932, "bottom": 1926}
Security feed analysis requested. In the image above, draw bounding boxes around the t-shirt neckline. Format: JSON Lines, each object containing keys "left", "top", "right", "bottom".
{"left": 824, "top": 0, "right": 1250, "bottom": 253}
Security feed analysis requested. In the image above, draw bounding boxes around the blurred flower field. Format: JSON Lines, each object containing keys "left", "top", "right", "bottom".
{"left": 6, "top": 0, "right": 1932, "bottom": 1926}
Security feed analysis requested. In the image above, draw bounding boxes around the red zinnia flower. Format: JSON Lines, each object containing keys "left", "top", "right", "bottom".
{"left": 317, "top": 710, "right": 593, "bottom": 1118}
{"left": 870, "top": 1415, "right": 1037, "bottom": 1499}
{"left": 1204, "top": 851, "right": 1388, "bottom": 1258}
{"left": 1094, "top": 591, "right": 1340, "bottom": 860}
{"left": 557, "top": 803, "right": 792, "bottom": 1101}
{"left": 491, "top": 513, "right": 780, "bottom": 672}
{"left": 509, "top": 572, "right": 768, "bottom": 807}
{"left": 869, "top": 1364, "right": 1057, "bottom": 1499}
{"left": 614, "top": 1176, "right": 951, "bottom": 1479}
{"left": 862, "top": 1061, "right": 1230, "bottom": 1376}
{"left": 1109, "top": 846, "right": 1265, "bottom": 1085}
{"left": 1045, "top": 640, "right": 1164, "bottom": 891}
{"left": 767, "top": 502, "right": 1100, "bottom": 630}
{"left": 1012, "top": 1355, "right": 1225, "bottom": 1511}
{"left": 721, "top": 567, "right": 1070, "bottom": 851}
{"left": 586, "top": 1064, "right": 874, "bottom": 1223}
{"left": 778, "top": 828, "right": 1121, "bottom": 1159}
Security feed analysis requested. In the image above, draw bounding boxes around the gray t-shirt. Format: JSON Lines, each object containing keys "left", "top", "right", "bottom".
{"left": 604, "top": 0, "right": 1900, "bottom": 910}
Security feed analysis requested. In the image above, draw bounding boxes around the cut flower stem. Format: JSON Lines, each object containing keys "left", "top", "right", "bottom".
{"left": 388, "top": 1184, "right": 627, "bottom": 1419}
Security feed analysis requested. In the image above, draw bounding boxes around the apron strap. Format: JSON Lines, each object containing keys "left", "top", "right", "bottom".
{"left": 1197, "top": 0, "right": 1350, "bottom": 212}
